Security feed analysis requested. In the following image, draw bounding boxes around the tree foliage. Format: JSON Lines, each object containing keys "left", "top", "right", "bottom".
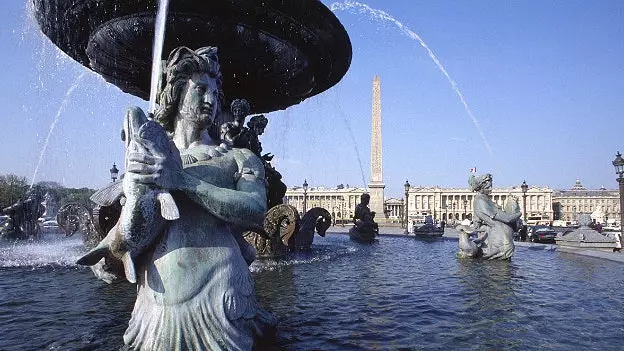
{"left": 0, "top": 174, "right": 96, "bottom": 211}
{"left": 0, "top": 174, "right": 28, "bottom": 209}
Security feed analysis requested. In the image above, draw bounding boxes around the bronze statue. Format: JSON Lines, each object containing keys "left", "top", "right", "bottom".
{"left": 456, "top": 174, "right": 521, "bottom": 259}
{"left": 220, "top": 98, "right": 251, "bottom": 147}
{"left": 1, "top": 188, "right": 45, "bottom": 240}
{"left": 287, "top": 207, "right": 331, "bottom": 250}
{"left": 80, "top": 46, "right": 277, "bottom": 350}
{"left": 349, "top": 193, "right": 378, "bottom": 243}
{"left": 221, "top": 109, "right": 286, "bottom": 210}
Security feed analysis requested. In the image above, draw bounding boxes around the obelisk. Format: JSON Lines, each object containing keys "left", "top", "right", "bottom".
{"left": 368, "top": 75, "right": 386, "bottom": 222}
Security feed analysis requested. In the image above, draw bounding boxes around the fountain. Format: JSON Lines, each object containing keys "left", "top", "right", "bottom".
{"left": 556, "top": 213, "right": 618, "bottom": 251}
{"left": 32, "top": 0, "right": 352, "bottom": 349}
{"left": 2, "top": 1, "right": 624, "bottom": 350}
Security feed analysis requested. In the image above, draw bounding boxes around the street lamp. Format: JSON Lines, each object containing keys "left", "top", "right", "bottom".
{"left": 303, "top": 179, "right": 309, "bottom": 213}
{"left": 521, "top": 180, "right": 528, "bottom": 222}
{"left": 110, "top": 163, "right": 119, "bottom": 183}
{"left": 452, "top": 202, "right": 456, "bottom": 222}
{"left": 341, "top": 198, "right": 345, "bottom": 227}
{"left": 463, "top": 198, "right": 467, "bottom": 219}
{"left": 400, "top": 198, "right": 405, "bottom": 228}
{"left": 404, "top": 180, "right": 410, "bottom": 234}
{"left": 612, "top": 152, "right": 624, "bottom": 247}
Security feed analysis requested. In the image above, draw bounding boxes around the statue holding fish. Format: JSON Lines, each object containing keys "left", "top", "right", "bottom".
{"left": 78, "top": 46, "right": 276, "bottom": 350}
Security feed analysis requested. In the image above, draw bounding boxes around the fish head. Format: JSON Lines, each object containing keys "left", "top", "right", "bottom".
{"left": 122, "top": 107, "right": 149, "bottom": 149}
{"left": 137, "top": 120, "right": 171, "bottom": 156}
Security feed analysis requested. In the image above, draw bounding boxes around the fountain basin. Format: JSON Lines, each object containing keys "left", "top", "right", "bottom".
{"left": 1, "top": 229, "right": 623, "bottom": 350}
{"left": 32, "top": 0, "right": 352, "bottom": 113}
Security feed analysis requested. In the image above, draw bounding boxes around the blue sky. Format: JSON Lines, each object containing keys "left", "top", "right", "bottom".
{"left": 1, "top": 1, "right": 624, "bottom": 197}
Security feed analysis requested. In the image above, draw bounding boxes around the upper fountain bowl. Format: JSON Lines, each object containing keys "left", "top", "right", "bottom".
{"left": 32, "top": 0, "right": 352, "bottom": 113}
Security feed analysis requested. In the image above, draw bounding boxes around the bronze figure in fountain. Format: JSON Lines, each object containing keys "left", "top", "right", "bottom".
{"left": 34, "top": 1, "right": 351, "bottom": 349}
{"left": 349, "top": 193, "right": 378, "bottom": 243}
{"left": 80, "top": 47, "right": 277, "bottom": 350}
{"left": 1, "top": 188, "right": 45, "bottom": 240}
{"left": 456, "top": 174, "right": 521, "bottom": 260}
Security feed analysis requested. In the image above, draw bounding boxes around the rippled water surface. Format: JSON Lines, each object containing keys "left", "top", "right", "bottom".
{"left": 1, "top": 230, "right": 623, "bottom": 350}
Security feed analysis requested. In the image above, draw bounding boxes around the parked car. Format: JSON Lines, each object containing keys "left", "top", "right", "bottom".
{"left": 528, "top": 225, "right": 557, "bottom": 243}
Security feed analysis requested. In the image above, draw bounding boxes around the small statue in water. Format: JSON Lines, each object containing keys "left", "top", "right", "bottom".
{"left": 79, "top": 46, "right": 276, "bottom": 350}
{"left": 456, "top": 174, "right": 521, "bottom": 260}
{"left": 349, "top": 193, "right": 378, "bottom": 242}
{"left": 1, "top": 188, "right": 45, "bottom": 240}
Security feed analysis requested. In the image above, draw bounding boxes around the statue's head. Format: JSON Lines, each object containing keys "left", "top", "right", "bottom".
{"left": 360, "top": 193, "right": 370, "bottom": 205}
{"left": 155, "top": 46, "right": 224, "bottom": 132}
{"left": 247, "top": 114, "right": 268, "bottom": 136}
{"left": 230, "top": 99, "right": 250, "bottom": 123}
{"left": 468, "top": 173, "right": 493, "bottom": 193}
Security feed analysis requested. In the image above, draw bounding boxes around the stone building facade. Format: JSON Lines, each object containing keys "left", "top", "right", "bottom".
{"left": 552, "top": 180, "right": 619, "bottom": 224}
{"left": 284, "top": 185, "right": 367, "bottom": 225}
{"left": 406, "top": 184, "right": 554, "bottom": 224}
{"left": 283, "top": 186, "right": 405, "bottom": 225}
{"left": 284, "top": 183, "right": 554, "bottom": 225}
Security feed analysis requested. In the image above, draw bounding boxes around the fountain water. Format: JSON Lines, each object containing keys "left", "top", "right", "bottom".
{"left": 333, "top": 93, "right": 368, "bottom": 188}
{"left": 0, "top": 229, "right": 85, "bottom": 268}
{"left": 29, "top": 72, "right": 85, "bottom": 188}
{"left": 147, "top": 0, "right": 169, "bottom": 115}
{"left": 330, "top": 1, "right": 501, "bottom": 176}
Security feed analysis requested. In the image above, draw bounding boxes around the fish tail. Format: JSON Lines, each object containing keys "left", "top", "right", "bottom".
{"left": 76, "top": 245, "right": 109, "bottom": 266}
{"left": 122, "top": 252, "right": 137, "bottom": 284}
{"left": 158, "top": 191, "right": 179, "bottom": 220}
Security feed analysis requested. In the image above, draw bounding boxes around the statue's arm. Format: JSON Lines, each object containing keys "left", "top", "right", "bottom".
{"left": 176, "top": 149, "right": 267, "bottom": 228}
{"left": 474, "top": 196, "right": 520, "bottom": 225}
{"left": 490, "top": 205, "right": 521, "bottom": 224}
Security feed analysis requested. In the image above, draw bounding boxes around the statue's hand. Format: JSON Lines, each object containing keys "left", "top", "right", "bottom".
{"left": 126, "top": 150, "right": 183, "bottom": 190}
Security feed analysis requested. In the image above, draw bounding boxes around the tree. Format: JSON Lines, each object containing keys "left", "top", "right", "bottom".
{"left": 57, "top": 187, "right": 96, "bottom": 209}
{"left": 0, "top": 173, "right": 97, "bottom": 211}
{"left": 0, "top": 174, "right": 28, "bottom": 209}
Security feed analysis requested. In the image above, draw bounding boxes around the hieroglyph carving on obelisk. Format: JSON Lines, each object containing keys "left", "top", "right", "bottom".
{"left": 368, "top": 75, "right": 386, "bottom": 221}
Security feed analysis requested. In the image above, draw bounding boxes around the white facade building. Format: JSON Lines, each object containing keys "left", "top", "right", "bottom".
{"left": 406, "top": 185, "right": 553, "bottom": 223}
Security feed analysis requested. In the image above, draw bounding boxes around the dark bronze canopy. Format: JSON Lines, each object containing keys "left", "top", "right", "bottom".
{"left": 32, "top": 0, "right": 352, "bottom": 113}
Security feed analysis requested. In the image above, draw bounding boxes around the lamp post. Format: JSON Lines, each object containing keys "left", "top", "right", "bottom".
{"left": 521, "top": 180, "right": 528, "bottom": 222}
{"left": 612, "top": 152, "right": 624, "bottom": 247}
{"left": 110, "top": 163, "right": 119, "bottom": 183}
{"left": 404, "top": 180, "right": 410, "bottom": 234}
{"left": 341, "top": 198, "right": 345, "bottom": 227}
{"left": 302, "top": 179, "right": 309, "bottom": 213}
{"left": 452, "top": 202, "right": 456, "bottom": 222}
{"left": 463, "top": 199, "right": 467, "bottom": 219}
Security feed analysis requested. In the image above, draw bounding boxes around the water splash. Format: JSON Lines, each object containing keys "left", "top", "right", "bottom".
{"left": 249, "top": 244, "right": 357, "bottom": 273}
{"left": 0, "top": 230, "right": 86, "bottom": 268}
{"left": 333, "top": 93, "right": 368, "bottom": 187}
{"left": 30, "top": 72, "right": 85, "bottom": 188}
{"left": 148, "top": 0, "right": 170, "bottom": 114}
{"left": 330, "top": 1, "right": 499, "bottom": 173}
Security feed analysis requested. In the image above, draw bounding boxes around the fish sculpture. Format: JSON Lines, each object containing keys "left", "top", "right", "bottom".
{"left": 77, "top": 107, "right": 181, "bottom": 283}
